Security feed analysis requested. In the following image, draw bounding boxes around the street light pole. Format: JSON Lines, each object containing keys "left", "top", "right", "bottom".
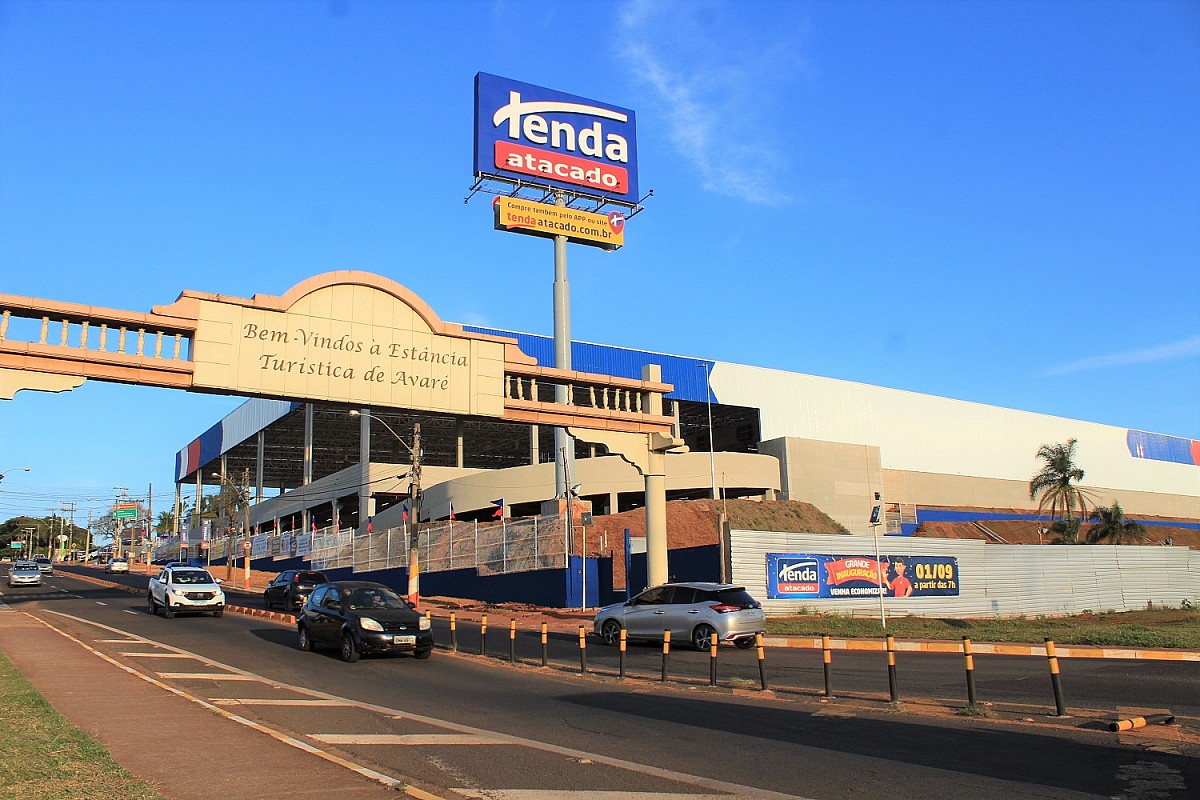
{"left": 349, "top": 410, "right": 423, "bottom": 608}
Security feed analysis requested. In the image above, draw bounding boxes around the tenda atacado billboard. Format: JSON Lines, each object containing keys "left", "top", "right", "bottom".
{"left": 474, "top": 72, "right": 639, "bottom": 205}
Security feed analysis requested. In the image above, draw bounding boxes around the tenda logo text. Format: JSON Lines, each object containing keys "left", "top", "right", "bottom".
{"left": 475, "top": 73, "right": 639, "bottom": 202}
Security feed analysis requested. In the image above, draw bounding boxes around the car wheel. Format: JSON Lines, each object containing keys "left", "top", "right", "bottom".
{"left": 414, "top": 648, "right": 432, "bottom": 660}
{"left": 734, "top": 637, "right": 755, "bottom": 650}
{"left": 263, "top": 591, "right": 272, "bottom": 610}
{"left": 164, "top": 603, "right": 175, "bottom": 620}
{"left": 298, "top": 625, "right": 314, "bottom": 652}
{"left": 213, "top": 608, "right": 224, "bottom": 618}
{"left": 599, "top": 619, "right": 622, "bottom": 646}
{"left": 339, "top": 633, "right": 360, "bottom": 663}
{"left": 692, "top": 624, "right": 716, "bottom": 652}
{"left": 147, "top": 593, "right": 157, "bottom": 615}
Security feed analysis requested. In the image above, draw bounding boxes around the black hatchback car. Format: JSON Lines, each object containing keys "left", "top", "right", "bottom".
{"left": 264, "top": 569, "right": 328, "bottom": 611}
{"left": 297, "top": 581, "right": 432, "bottom": 662}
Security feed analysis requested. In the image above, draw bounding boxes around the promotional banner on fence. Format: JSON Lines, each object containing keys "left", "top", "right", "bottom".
{"left": 766, "top": 553, "right": 960, "bottom": 599}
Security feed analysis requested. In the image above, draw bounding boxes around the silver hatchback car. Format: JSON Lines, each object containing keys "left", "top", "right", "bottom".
{"left": 594, "top": 582, "right": 766, "bottom": 651}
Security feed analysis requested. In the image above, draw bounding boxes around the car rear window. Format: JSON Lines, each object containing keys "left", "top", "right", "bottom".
{"left": 297, "top": 571, "right": 327, "bottom": 584}
{"left": 711, "top": 589, "right": 760, "bottom": 609}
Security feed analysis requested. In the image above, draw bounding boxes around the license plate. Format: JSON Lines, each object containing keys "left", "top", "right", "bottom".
{"left": 391, "top": 635, "right": 416, "bottom": 645}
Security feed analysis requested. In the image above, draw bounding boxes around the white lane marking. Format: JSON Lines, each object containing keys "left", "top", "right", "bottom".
{"left": 43, "top": 609, "right": 802, "bottom": 800}
{"left": 312, "top": 734, "right": 512, "bottom": 746}
{"left": 98, "top": 638, "right": 142, "bottom": 643}
{"left": 120, "top": 652, "right": 194, "bottom": 658}
{"left": 95, "top": 601, "right": 108, "bottom": 605}
{"left": 123, "top": 609, "right": 139, "bottom": 615}
{"left": 155, "top": 673, "right": 261, "bottom": 681}
{"left": 213, "top": 699, "right": 351, "bottom": 707}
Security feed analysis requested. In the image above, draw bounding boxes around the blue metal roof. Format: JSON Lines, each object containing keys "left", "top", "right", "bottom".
{"left": 464, "top": 326, "right": 717, "bottom": 403}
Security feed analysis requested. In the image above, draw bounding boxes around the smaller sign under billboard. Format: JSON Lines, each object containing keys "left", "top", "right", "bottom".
{"left": 493, "top": 196, "right": 625, "bottom": 250}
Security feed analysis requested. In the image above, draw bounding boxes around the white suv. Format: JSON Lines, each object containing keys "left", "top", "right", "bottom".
{"left": 148, "top": 566, "right": 225, "bottom": 618}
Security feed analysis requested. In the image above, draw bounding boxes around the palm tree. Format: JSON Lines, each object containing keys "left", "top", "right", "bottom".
{"left": 1048, "top": 516, "right": 1082, "bottom": 544}
{"left": 1029, "top": 438, "right": 1094, "bottom": 530}
{"left": 1086, "top": 501, "right": 1148, "bottom": 545}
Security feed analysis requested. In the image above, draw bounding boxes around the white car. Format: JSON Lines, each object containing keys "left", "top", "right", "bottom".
{"left": 105, "top": 557, "right": 130, "bottom": 574}
{"left": 148, "top": 566, "right": 225, "bottom": 618}
{"left": 7, "top": 561, "right": 43, "bottom": 587}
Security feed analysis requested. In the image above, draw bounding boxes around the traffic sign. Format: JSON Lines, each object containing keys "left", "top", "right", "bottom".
{"left": 113, "top": 508, "right": 137, "bottom": 519}
{"left": 9, "top": 541, "right": 22, "bottom": 549}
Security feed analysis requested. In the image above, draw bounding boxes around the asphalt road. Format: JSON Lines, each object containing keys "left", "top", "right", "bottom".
{"left": 84, "top": 564, "right": 1200, "bottom": 718}
{"left": 4, "top": 570, "right": 1197, "bottom": 799}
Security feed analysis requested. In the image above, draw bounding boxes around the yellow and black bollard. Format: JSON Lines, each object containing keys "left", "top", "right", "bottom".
{"left": 962, "top": 636, "right": 977, "bottom": 706}
{"left": 822, "top": 634, "right": 833, "bottom": 697}
{"left": 661, "top": 629, "right": 671, "bottom": 682}
{"left": 886, "top": 634, "right": 898, "bottom": 702}
{"left": 619, "top": 627, "right": 627, "bottom": 679}
{"left": 509, "top": 619, "right": 517, "bottom": 662}
{"left": 1045, "top": 638, "right": 1068, "bottom": 716}
{"left": 578, "top": 625, "right": 588, "bottom": 674}
{"left": 449, "top": 612, "right": 457, "bottom": 652}
{"left": 480, "top": 614, "right": 488, "bottom": 656}
{"left": 540, "top": 621, "right": 548, "bottom": 667}
{"left": 709, "top": 634, "right": 719, "bottom": 686}
{"left": 1109, "top": 713, "right": 1174, "bottom": 732}
{"left": 755, "top": 633, "right": 768, "bottom": 691}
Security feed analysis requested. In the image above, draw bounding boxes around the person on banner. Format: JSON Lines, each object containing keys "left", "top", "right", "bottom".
{"left": 887, "top": 557, "right": 914, "bottom": 597}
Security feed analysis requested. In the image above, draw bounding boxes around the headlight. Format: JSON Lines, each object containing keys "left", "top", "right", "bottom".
{"left": 359, "top": 616, "right": 383, "bottom": 632}
{"left": 419, "top": 616, "right": 431, "bottom": 631}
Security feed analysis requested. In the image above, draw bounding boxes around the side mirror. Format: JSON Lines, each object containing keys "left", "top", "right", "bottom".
{"left": 214, "top": 578, "right": 223, "bottom": 585}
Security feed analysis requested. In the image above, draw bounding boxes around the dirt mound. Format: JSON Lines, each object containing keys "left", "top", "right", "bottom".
{"left": 916, "top": 517, "right": 1200, "bottom": 548}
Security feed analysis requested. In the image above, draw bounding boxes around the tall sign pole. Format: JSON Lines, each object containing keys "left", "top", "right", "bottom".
{"left": 553, "top": 189, "right": 573, "bottom": 498}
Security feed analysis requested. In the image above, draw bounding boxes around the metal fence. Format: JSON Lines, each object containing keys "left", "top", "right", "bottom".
{"left": 159, "top": 513, "right": 570, "bottom": 577}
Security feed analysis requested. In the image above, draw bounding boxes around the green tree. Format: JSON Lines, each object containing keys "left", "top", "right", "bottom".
{"left": 1086, "top": 501, "right": 1148, "bottom": 545}
{"left": 1029, "top": 438, "right": 1094, "bottom": 529}
{"left": 1048, "top": 516, "right": 1082, "bottom": 544}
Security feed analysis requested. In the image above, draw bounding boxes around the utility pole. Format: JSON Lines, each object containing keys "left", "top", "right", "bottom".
{"left": 407, "top": 423, "right": 422, "bottom": 608}
{"left": 86, "top": 510, "right": 93, "bottom": 562}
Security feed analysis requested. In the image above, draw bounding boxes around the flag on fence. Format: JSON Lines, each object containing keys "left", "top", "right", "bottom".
{"left": 311, "top": 521, "right": 317, "bottom": 532}
{"left": 401, "top": 502, "right": 410, "bottom": 523}
{"left": 366, "top": 517, "right": 373, "bottom": 533}
{"left": 491, "top": 498, "right": 505, "bottom": 518}
{"left": 448, "top": 501, "right": 455, "bottom": 521}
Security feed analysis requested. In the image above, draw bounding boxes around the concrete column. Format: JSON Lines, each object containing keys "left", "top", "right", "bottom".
{"left": 642, "top": 364, "right": 669, "bottom": 588}
{"left": 255, "top": 431, "right": 265, "bottom": 504}
{"left": 455, "top": 419, "right": 465, "bottom": 468}
{"left": 302, "top": 402, "right": 314, "bottom": 533}
{"left": 607, "top": 491, "right": 618, "bottom": 516}
{"left": 529, "top": 424, "right": 540, "bottom": 465}
{"left": 358, "top": 409, "right": 374, "bottom": 534}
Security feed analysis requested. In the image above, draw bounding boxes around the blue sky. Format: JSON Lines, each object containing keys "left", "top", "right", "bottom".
{"left": 1, "top": 0, "right": 1197, "bottom": 523}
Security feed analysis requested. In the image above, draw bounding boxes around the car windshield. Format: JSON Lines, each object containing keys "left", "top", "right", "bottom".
{"left": 296, "top": 572, "right": 326, "bottom": 584}
{"left": 171, "top": 570, "right": 215, "bottom": 584}
{"left": 345, "top": 587, "right": 408, "bottom": 610}
{"left": 711, "top": 588, "right": 760, "bottom": 609}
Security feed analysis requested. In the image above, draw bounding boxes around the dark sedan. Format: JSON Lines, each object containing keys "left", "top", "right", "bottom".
{"left": 297, "top": 581, "right": 432, "bottom": 662}
{"left": 264, "top": 569, "right": 328, "bottom": 611}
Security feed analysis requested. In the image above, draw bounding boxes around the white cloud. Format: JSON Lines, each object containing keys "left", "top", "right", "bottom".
{"left": 1039, "top": 335, "right": 1200, "bottom": 376}
{"left": 616, "top": 0, "right": 805, "bottom": 205}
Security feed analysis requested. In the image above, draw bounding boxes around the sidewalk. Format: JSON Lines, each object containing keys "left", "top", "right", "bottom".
{"left": 0, "top": 609, "right": 429, "bottom": 800}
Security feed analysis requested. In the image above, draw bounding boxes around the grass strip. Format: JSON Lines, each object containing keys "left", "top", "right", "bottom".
{"left": 0, "top": 651, "right": 165, "bottom": 800}
{"left": 766, "top": 608, "right": 1200, "bottom": 649}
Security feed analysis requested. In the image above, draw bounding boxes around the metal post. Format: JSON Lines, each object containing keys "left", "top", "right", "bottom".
{"left": 962, "top": 636, "right": 977, "bottom": 706}
{"left": 480, "top": 614, "right": 487, "bottom": 656}
{"left": 618, "top": 628, "right": 627, "bottom": 679}
{"left": 578, "top": 625, "right": 587, "bottom": 674}
{"left": 552, "top": 190, "right": 574, "bottom": 500}
{"left": 709, "top": 636, "right": 718, "bottom": 686}
{"left": 540, "top": 622, "right": 548, "bottom": 667}
{"left": 449, "top": 612, "right": 457, "bottom": 653}
{"left": 407, "top": 423, "right": 422, "bottom": 609}
{"left": 1045, "top": 638, "right": 1068, "bottom": 716}
{"left": 822, "top": 634, "right": 833, "bottom": 697}
{"left": 756, "top": 633, "right": 768, "bottom": 691}
{"left": 509, "top": 619, "right": 516, "bottom": 663}
{"left": 661, "top": 629, "right": 671, "bottom": 682}
{"left": 886, "top": 634, "right": 898, "bottom": 702}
